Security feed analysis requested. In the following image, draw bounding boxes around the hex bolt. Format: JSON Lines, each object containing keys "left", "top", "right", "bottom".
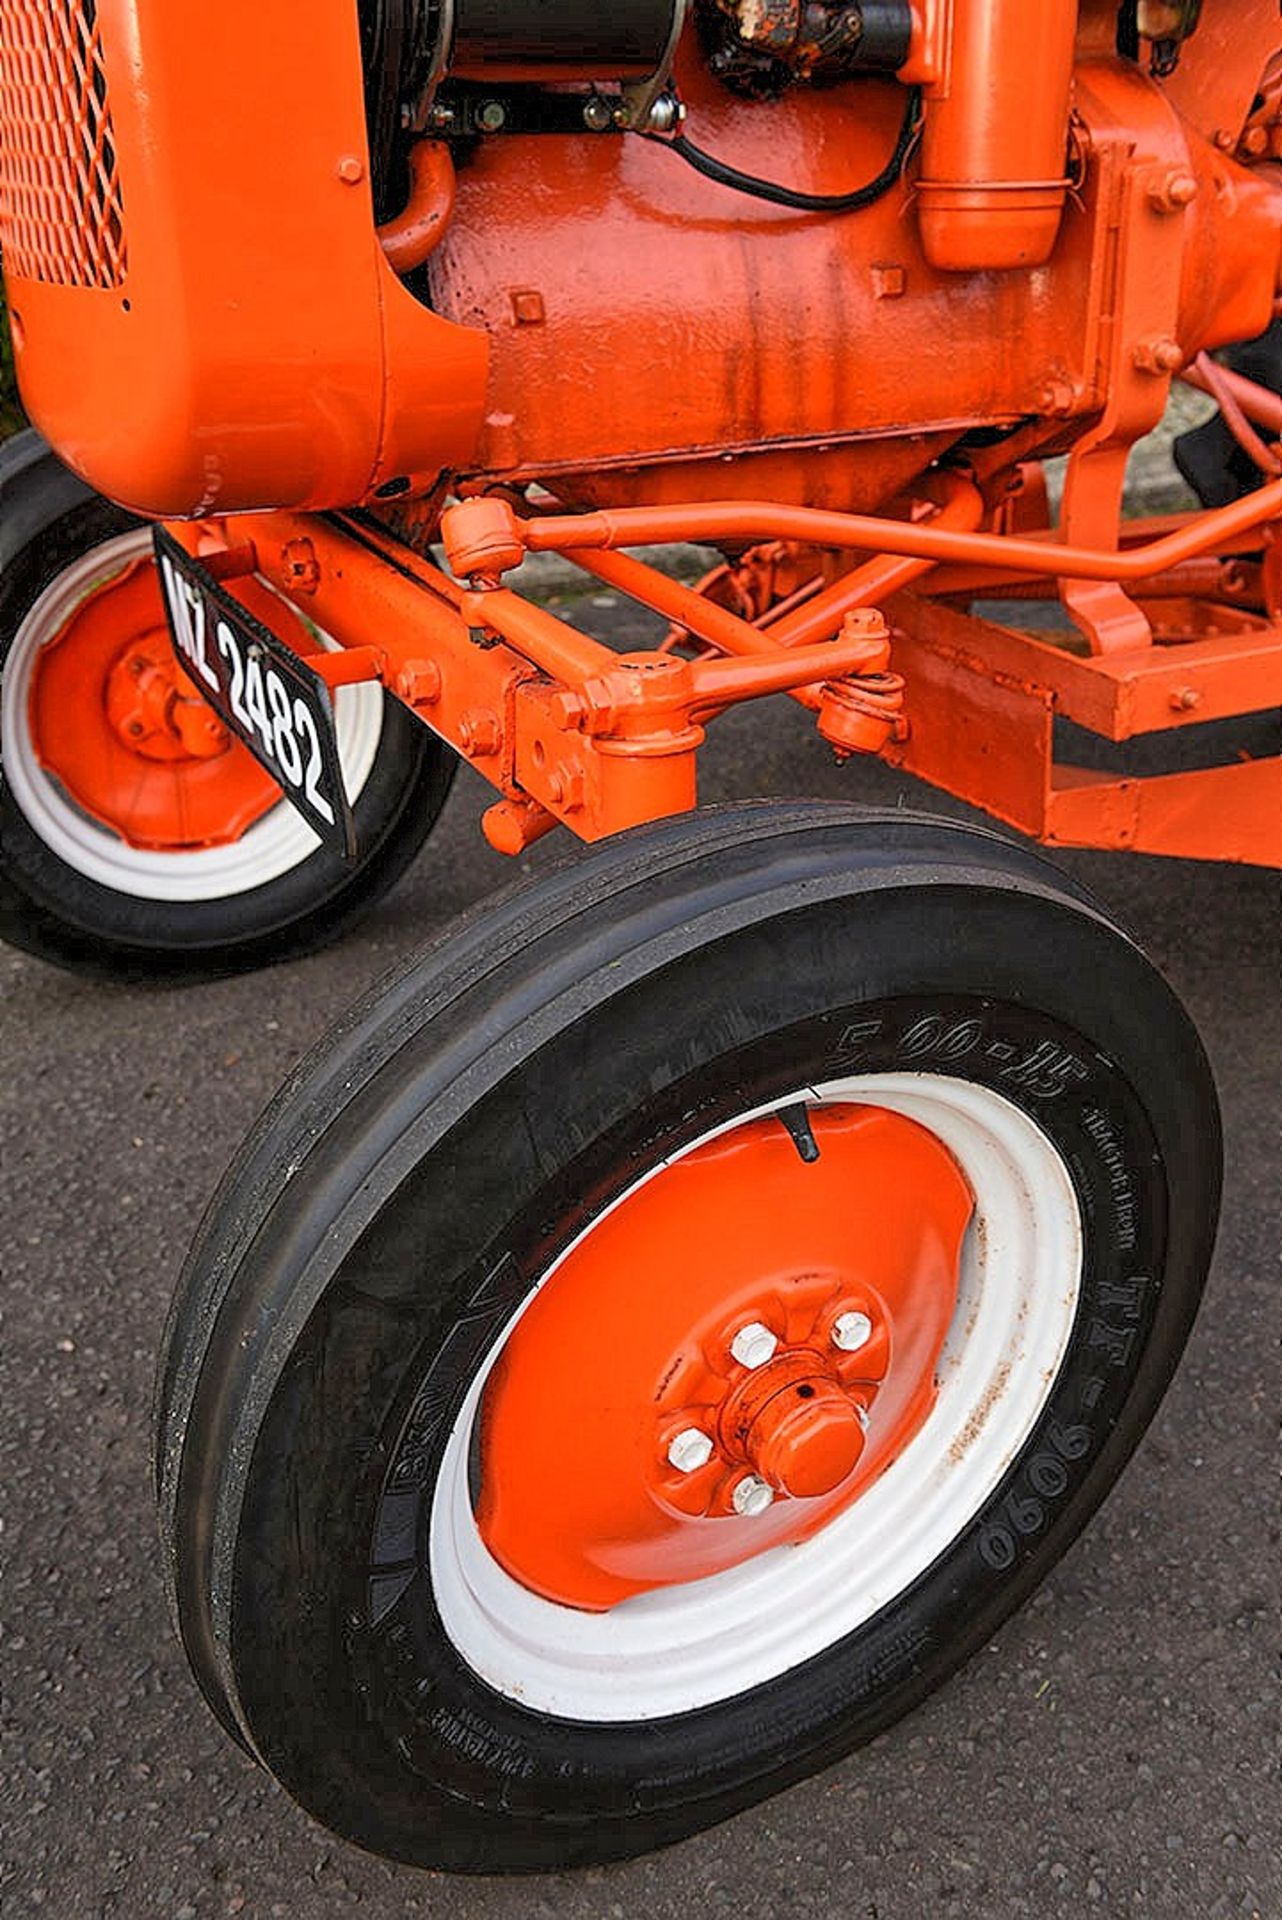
{"left": 458, "top": 709, "right": 501, "bottom": 757}
{"left": 667, "top": 1428, "right": 714, "bottom": 1474}
{"left": 1148, "top": 167, "right": 1198, "bottom": 213}
{"left": 1037, "top": 378, "right": 1076, "bottom": 417}
{"left": 831, "top": 1310, "right": 873, "bottom": 1353}
{"left": 732, "top": 1474, "right": 775, "bottom": 1517}
{"left": 1132, "top": 335, "right": 1184, "bottom": 376}
{"left": 397, "top": 659, "right": 442, "bottom": 707}
{"left": 730, "top": 1321, "right": 778, "bottom": 1369}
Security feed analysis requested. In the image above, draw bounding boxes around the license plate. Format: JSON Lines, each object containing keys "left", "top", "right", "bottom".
{"left": 154, "top": 529, "right": 356, "bottom": 858}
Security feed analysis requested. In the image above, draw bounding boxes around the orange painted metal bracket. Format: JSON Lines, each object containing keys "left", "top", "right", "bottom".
{"left": 1047, "top": 760, "right": 1280, "bottom": 865}
{"left": 885, "top": 596, "right": 1281, "bottom": 867}
{"left": 909, "top": 598, "right": 1282, "bottom": 741}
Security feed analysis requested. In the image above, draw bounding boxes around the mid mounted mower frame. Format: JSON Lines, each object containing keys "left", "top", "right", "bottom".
{"left": 165, "top": 381, "right": 1282, "bottom": 871}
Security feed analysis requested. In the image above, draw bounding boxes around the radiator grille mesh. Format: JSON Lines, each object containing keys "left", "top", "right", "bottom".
{"left": 0, "top": 0, "right": 127, "bottom": 288}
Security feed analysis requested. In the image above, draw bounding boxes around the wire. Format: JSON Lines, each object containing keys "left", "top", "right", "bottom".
{"left": 645, "top": 86, "right": 922, "bottom": 215}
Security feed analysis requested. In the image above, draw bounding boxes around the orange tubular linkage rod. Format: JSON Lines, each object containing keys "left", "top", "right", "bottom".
{"left": 558, "top": 471, "right": 987, "bottom": 671}
{"left": 456, "top": 582, "right": 895, "bottom": 718}
{"left": 522, "top": 477, "right": 1282, "bottom": 585}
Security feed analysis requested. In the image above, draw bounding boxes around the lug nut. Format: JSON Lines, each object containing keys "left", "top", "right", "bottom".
{"left": 730, "top": 1321, "right": 778, "bottom": 1369}
{"left": 732, "top": 1474, "right": 775, "bottom": 1517}
{"left": 667, "top": 1427, "right": 714, "bottom": 1474}
{"left": 831, "top": 1310, "right": 873, "bottom": 1353}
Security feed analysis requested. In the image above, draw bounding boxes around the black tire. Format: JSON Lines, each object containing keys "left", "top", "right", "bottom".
{"left": 156, "top": 803, "right": 1220, "bottom": 1871}
{"left": 0, "top": 431, "right": 455, "bottom": 980}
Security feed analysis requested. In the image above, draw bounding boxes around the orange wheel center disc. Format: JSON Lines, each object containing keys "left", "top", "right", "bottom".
{"left": 27, "top": 554, "right": 315, "bottom": 852}
{"left": 477, "top": 1103, "right": 974, "bottom": 1611}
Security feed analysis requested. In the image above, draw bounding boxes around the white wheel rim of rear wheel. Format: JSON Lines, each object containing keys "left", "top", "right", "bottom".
{"left": 431, "top": 1073, "right": 1084, "bottom": 1721}
{"left": 2, "top": 529, "right": 384, "bottom": 902}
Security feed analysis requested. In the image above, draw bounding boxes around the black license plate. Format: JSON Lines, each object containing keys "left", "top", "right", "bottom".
{"left": 154, "top": 528, "right": 356, "bottom": 858}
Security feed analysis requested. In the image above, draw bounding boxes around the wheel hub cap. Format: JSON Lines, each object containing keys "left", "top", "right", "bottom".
{"left": 26, "top": 553, "right": 304, "bottom": 851}
{"left": 476, "top": 1103, "right": 973, "bottom": 1610}
{"left": 735, "top": 1364, "right": 866, "bottom": 1499}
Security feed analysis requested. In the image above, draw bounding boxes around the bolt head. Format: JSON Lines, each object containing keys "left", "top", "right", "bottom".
{"left": 644, "top": 93, "right": 681, "bottom": 134}
{"left": 667, "top": 1427, "right": 714, "bottom": 1474}
{"left": 397, "top": 659, "right": 441, "bottom": 708}
{"left": 1133, "top": 335, "right": 1183, "bottom": 376}
{"left": 458, "top": 708, "right": 501, "bottom": 757}
{"left": 732, "top": 1474, "right": 775, "bottom": 1517}
{"left": 730, "top": 1321, "right": 778, "bottom": 1369}
{"left": 831, "top": 1310, "right": 873, "bottom": 1353}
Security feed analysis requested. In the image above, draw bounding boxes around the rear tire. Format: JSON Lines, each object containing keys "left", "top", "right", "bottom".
{"left": 0, "top": 435, "right": 455, "bottom": 979}
{"left": 156, "top": 804, "right": 1220, "bottom": 1870}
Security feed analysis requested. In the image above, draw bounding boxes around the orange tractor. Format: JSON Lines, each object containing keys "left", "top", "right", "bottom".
{"left": 0, "top": 0, "right": 1276, "bottom": 1871}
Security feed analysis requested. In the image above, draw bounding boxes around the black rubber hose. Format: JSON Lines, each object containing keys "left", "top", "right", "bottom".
{"left": 645, "top": 85, "right": 922, "bottom": 214}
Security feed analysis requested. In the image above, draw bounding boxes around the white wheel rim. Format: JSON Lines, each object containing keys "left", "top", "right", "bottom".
{"left": 431, "top": 1073, "right": 1083, "bottom": 1721}
{"left": 2, "top": 529, "right": 384, "bottom": 902}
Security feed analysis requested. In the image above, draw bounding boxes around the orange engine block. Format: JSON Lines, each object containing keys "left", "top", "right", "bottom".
{"left": 0, "top": 0, "right": 1277, "bottom": 521}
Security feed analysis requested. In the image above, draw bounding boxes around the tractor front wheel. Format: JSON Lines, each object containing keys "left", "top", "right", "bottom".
{"left": 0, "top": 438, "right": 454, "bottom": 978}
{"left": 156, "top": 804, "right": 1220, "bottom": 1869}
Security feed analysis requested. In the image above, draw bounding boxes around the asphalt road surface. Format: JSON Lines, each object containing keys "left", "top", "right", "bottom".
{"left": 2, "top": 602, "right": 1277, "bottom": 1920}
